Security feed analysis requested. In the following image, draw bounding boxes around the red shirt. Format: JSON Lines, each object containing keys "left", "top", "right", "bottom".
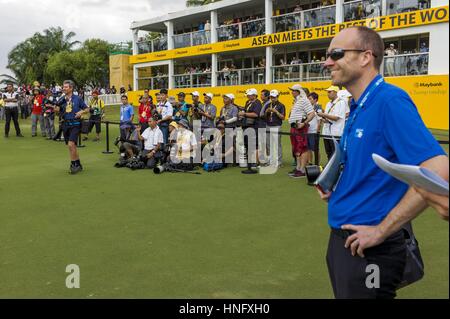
{"left": 138, "top": 102, "right": 153, "bottom": 123}
{"left": 32, "top": 95, "right": 44, "bottom": 115}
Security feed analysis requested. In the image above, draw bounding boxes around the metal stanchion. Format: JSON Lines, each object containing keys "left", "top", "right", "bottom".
{"left": 78, "top": 133, "right": 86, "bottom": 148}
{"left": 102, "top": 121, "right": 114, "bottom": 154}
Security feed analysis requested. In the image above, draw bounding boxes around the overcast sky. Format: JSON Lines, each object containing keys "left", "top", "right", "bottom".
{"left": 0, "top": 0, "right": 187, "bottom": 77}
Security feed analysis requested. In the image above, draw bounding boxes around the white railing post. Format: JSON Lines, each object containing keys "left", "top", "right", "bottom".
{"left": 132, "top": 29, "right": 139, "bottom": 55}
{"left": 165, "top": 21, "right": 174, "bottom": 50}
{"left": 336, "top": 0, "right": 344, "bottom": 24}
{"left": 239, "top": 23, "right": 243, "bottom": 39}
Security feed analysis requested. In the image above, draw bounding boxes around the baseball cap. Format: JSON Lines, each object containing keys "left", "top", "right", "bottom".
{"left": 203, "top": 92, "right": 213, "bottom": 99}
{"left": 177, "top": 92, "right": 186, "bottom": 97}
{"left": 191, "top": 91, "right": 200, "bottom": 97}
{"left": 223, "top": 93, "right": 235, "bottom": 100}
{"left": 178, "top": 118, "right": 190, "bottom": 129}
{"left": 159, "top": 89, "right": 168, "bottom": 95}
{"left": 246, "top": 88, "right": 258, "bottom": 96}
{"left": 288, "top": 84, "right": 303, "bottom": 91}
{"left": 337, "top": 89, "right": 352, "bottom": 99}
{"left": 169, "top": 121, "right": 178, "bottom": 129}
{"left": 325, "top": 86, "right": 340, "bottom": 92}
{"left": 269, "top": 89, "right": 279, "bottom": 97}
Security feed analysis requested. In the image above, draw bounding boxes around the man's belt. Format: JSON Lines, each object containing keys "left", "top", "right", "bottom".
{"left": 331, "top": 228, "right": 356, "bottom": 239}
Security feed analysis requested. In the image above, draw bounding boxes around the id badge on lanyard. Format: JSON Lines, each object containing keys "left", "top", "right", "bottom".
{"left": 336, "top": 76, "right": 384, "bottom": 188}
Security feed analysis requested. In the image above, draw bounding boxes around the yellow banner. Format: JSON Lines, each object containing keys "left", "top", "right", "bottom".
{"left": 130, "top": 6, "right": 449, "bottom": 65}
{"left": 128, "top": 75, "right": 449, "bottom": 130}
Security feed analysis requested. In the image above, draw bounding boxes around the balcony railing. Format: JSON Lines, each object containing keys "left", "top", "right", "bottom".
{"left": 217, "top": 18, "right": 265, "bottom": 42}
{"left": 273, "top": 5, "right": 336, "bottom": 33}
{"left": 383, "top": 52, "right": 429, "bottom": 77}
{"left": 137, "top": 76, "right": 169, "bottom": 90}
{"left": 386, "top": 0, "right": 430, "bottom": 15}
{"left": 344, "top": 0, "right": 381, "bottom": 22}
{"left": 173, "top": 30, "right": 211, "bottom": 49}
{"left": 174, "top": 72, "right": 212, "bottom": 88}
{"left": 137, "top": 36, "right": 168, "bottom": 54}
{"left": 272, "top": 62, "right": 330, "bottom": 83}
{"left": 217, "top": 67, "right": 266, "bottom": 86}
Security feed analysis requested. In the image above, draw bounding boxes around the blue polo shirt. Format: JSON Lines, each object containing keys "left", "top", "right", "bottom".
{"left": 328, "top": 75, "right": 446, "bottom": 229}
{"left": 59, "top": 95, "right": 87, "bottom": 122}
{"left": 120, "top": 104, "right": 134, "bottom": 122}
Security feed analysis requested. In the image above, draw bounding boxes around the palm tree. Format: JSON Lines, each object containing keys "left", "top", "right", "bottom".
{"left": 6, "top": 27, "right": 80, "bottom": 84}
{"left": 186, "top": 0, "right": 221, "bottom": 7}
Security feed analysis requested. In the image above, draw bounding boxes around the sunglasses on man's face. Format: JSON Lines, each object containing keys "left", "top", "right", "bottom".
{"left": 326, "top": 48, "right": 378, "bottom": 61}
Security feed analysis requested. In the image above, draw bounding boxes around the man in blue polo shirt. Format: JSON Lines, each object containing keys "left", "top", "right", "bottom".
{"left": 318, "top": 26, "right": 448, "bottom": 298}
{"left": 55, "top": 80, "right": 90, "bottom": 174}
{"left": 119, "top": 95, "right": 134, "bottom": 140}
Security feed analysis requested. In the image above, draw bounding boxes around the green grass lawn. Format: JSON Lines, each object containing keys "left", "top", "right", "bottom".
{"left": 0, "top": 106, "right": 448, "bottom": 298}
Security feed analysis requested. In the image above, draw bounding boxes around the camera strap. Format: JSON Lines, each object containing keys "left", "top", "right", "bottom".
{"left": 341, "top": 75, "right": 384, "bottom": 165}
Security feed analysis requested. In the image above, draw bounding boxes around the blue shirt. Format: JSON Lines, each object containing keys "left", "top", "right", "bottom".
{"left": 120, "top": 104, "right": 134, "bottom": 122}
{"left": 328, "top": 75, "right": 446, "bottom": 229}
{"left": 59, "top": 95, "right": 87, "bottom": 122}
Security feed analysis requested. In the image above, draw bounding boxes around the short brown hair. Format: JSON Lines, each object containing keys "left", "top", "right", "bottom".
{"left": 352, "top": 26, "right": 384, "bottom": 70}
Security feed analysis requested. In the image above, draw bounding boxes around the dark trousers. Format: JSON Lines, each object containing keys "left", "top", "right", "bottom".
{"left": 5, "top": 107, "right": 21, "bottom": 136}
{"left": 88, "top": 115, "right": 102, "bottom": 134}
{"left": 323, "top": 138, "right": 339, "bottom": 161}
{"left": 326, "top": 228, "right": 406, "bottom": 299}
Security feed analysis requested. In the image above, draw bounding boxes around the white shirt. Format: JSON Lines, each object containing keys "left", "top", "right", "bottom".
{"left": 289, "top": 95, "right": 314, "bottom": 124}
{"left": 175, "top": 128, "right": 198, "bottom": 159}
{"left": 141, "top": 126, "right": 164, "bottom": 151}
{"left": 321, "top": 98, "right": 347, "bottom": 137}
{"left": 2, "top": 92, "right": 19, "bottom": 107}
{"left": 308, "top": 104, "right": 322, "bottom": 134}
{"left": 158, "top": 101, "right": 173, "bottom": 120}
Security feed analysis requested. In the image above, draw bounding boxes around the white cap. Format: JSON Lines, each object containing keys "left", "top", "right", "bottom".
{"left": 269, "top": 89, "right": 279, "bottom": 97}
{"left": 203, "top": 92, "right": 213, "bottom": 99}
{"left": 288, "top": 84, "right": 303, "bottom": 91}
{"left": 223, "top": 93, "right": 235, "bottom": 100}
{"left": 191, "top": 91, "right": 200, "bottom": 97}
{"left": 337, "top": 89, "right": 352, "bottom": 99}
{"left": 246, "top": 88, "right": 258, "bottom": 96}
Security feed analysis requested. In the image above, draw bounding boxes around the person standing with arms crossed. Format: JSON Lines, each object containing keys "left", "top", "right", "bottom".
{"left": 55, "top": 80, "right": 90, "bottom": 174}
{"left": 317, "top": 26, "right": 448, "bottom": 298}
{"left": 2, "top": 83, "right": 24, "bottom": 138}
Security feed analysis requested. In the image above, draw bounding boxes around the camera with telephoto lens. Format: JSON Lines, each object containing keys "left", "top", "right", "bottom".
{"left": 305, "top": 165, "right": 324, "bottom": 186}
{"left": 153, "top": 112, "right": 162, "bottom": 121}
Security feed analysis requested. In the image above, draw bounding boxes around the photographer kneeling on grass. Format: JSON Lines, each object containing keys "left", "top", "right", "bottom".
{"left": 137, "top": 117, "right": 164, "bottom": 169}
{"left": 114, "top": 124, "right": 143, "bottom": 168}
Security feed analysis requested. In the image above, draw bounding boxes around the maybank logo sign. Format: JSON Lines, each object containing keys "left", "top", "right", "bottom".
{"left": 129, "top": 6, "right": 449, "bottom": 64}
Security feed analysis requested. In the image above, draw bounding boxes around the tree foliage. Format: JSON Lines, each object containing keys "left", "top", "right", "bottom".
{"left": 7, "top": 27, "right": 79, "bottom": 85}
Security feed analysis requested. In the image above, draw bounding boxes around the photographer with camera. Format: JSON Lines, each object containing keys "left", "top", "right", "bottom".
{"left": 138, "top": 95, "right": 154, "bottom": 133}
{"left": 218, "top": 93, "right": 238, "bottom": 129}
{"left": 199, "top": 93, "right": 217, "bottom": 131}
{"left": 172, "top": 118, "right": 198, "bottom": 168}
{"left": 156, "top": 89, "right": 173, "bottom": 145}
{"left": 287, "top": 84, "right": 315, "bottom": 178}
{"left": 85, "top": 90, "right": 105, "bottom": 142}
{"left": 239, "top": 88, "right": 262, "bottom": 174}
{"left": 43, "top": 90, "right": 56, "bottom": 140}
{"left": 114, "top": 123, "right": 143, "bottom": 168}
{"left": 31, "top": 87, "right": 45, "bottom": 137}
{"left": 177, "top": 92, "right": 190, "bottom": 121}
{"left": 317, "top": 86, "right": 347, "bottom": 161}
{"left": 262, "top": 90, "right": 285, "bottom": 168}
{"left": 188, "top": 91, "right": 203, "bottom": 126}
{"left": 137, "top": 117, "right": 164, "bottom": 169}
{"left": 307, "top": 92, "right": 323, "bottom": 166}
